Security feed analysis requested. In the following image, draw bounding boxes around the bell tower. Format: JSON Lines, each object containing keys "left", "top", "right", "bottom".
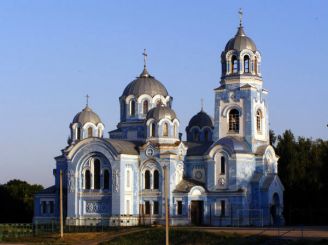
{"left": 213, "top": 10, "right": 269, "bottom": 152}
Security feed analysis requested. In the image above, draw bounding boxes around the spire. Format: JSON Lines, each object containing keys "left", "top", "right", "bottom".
{"left": 140, "top": 49, "right": 151, "bottom": 78}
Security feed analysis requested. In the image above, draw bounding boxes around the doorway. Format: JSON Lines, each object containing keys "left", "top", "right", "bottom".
{"left": 191, "top": 201, "right": 203, "bottom": 225}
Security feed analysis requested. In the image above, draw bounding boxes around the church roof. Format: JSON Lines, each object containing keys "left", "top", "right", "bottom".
{"left": 122, "top": 67, "right": 169, "bottom": 98}
{"left": 212, "top": 136, "right": 250, "bottom": 154}
{"left": 72, "top": 106, "right": 102, "bottom": 126}
{"left": 224, "top": 25, "right": 257, "bottom": 52}
{"left": 146, "top": 104, "right": 177, "bottom": 121}
{"left": 36, "top": 185, "right": 56, "bottom": 195}
{"left": 184, "top": 141, "right": 213, "bottom": 156}
{"left": 105, "top": 139, "right": 142, "bottom": 155}
{"left": 173, "top": 178, "right": 207, "bottom": 193}
{"left": 187, "top": 110, "right": 213, "bottom": 130}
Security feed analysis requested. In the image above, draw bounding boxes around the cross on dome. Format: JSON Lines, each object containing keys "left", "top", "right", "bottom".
{"left": 86, "top": 94, "right": 90, "bottom": 107}
{"left": 142, "top": 49, "right": 148, "bottom": 68}
{"left": 238, "top": 8, "right": 243, "bottom": 27}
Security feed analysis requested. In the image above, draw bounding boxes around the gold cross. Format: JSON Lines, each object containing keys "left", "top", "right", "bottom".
{"left": 238, "top": 8, "right": 243, "bottom": 26}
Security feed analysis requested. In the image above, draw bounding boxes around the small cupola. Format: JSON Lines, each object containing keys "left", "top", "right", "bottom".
{"left": 186, "top": 109, "right": 214, "bottom": 142}
{"left": 69, "top": 96, "right": 105, "bottom": 144}
{"left": 145, "top": 104, "right": 180, "bottom": 142}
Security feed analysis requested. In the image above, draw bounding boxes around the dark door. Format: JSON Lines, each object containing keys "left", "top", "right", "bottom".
{"left": 191, "top": 201, "right": 203, "bottom": 225}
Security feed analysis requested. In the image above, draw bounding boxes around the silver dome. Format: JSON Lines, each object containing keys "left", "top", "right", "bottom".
{"left": 72, "top": 106, "right": 102, "bottom": 125}
{"left": 146, "top": 104, "right": 176, "bottom": 121}
{"left": 122, "top": 67, "right": 168, "bottom": 98}
{"left": 225, "top": 26, "right": 257, "bottom": 52}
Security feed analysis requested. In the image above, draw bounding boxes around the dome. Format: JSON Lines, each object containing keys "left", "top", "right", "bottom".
{"left": 122, "top": 67, "right": 169, "bottom": 98}
{"left": 146, "top": 104, "right": 176, "bottom": 121}
{"left": 72, "top": 106, "right": 102, "bottom": 125}
{"left": 187, "top": 110, "right": 213, "bottom": 130}
{"left": 224, "top": 26, "right": 257, "bottom": 52}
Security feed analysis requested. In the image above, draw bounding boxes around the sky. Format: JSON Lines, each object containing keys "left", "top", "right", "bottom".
{"left": 0, "top": 0, "right": 327, "bottom": 187}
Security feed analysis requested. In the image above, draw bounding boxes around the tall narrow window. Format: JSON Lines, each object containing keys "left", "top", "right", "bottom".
{"left": 77, "top": 127, "right": 81, "bottom": 140}
{"left": 229, "top": 109, "right": 240, "bottom": 133}
{"left": 145, "top": 201, "right": 151, "bottom": 215}
{"left": 256, "top": 110, "right": 262, "bottom": 133}
{"left": 221, "top": 156, "right": 225, "bottom": 175}
{"left": 143, "top": 100, "right": 149, "bottom": 114}
{"left": 232, "top": 56, "right": 238, "bottom": 74}
{"left": 104, "top": 169, "right": 109, "bottom": 190}
{"left": 244, "top": 55, "right": 250, "bottom": 73}
{"left": 221, "top": 200, "right": 226, "bottom": 217}
{"left": 153, "top": 170, "right": 159, "bottom": 189}
{"left": 204, "top": 130, "right": 209, "bottom": 142}
{"left": 163, "top": 123, "right": 169, "bottom": 137}
{"left": 193, "top": 130, "right": 199, "bottom": 141}
{"left": 94, "top": 159, "right": 100, "bottom": 190}
{"left": 177, "top": 201, "right": 183, "bottom": 215}
{"left": 150, "top": 123, "right": 156, "bottom": 137}
{"left": 88, "top": 127, "right": 93, "bottom": 137}
{"left": 153, "top": 201, "right": 159, "bottom": 214}
{"left": 130, "top": 100, "right": 136, "bottom": 116}
{"left": 127, "top": 169, "right": 131, "bottom": 188}
{"left": 41, "top": 201, "right": 47, "bottom": 214}
{"left": 85, "top": 170, "right": 91, "bottom": 190}
{"left": 145, "top": 170, "right": 151, "bottom": 189}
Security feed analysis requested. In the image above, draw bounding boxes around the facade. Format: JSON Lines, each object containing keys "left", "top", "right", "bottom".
{"left": 34, "top": 18, "right": 284, "bottom": 227}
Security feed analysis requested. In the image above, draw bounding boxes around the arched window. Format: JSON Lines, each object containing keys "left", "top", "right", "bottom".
{"left": 85, "top": 170, "right": 91, "bottom": 190}
{"left": 143, "top": 100, "right": 149, "bottom": 114}
{"left": 204, "top": 130, "right": 209, "bottom": 142}
{"left": 163, "top": 123, "right": 169, "bottom": 137}
{"left": 126, "top": 169, "right": 131, "bottom": 188}
{"left": 193, "top": 130, "right": 199, "bottom": 141}
{"left": 150, "top": 123, "right": 156, "bottom": 137}
{"left": 94, "top": 159, "right": 100, "bottom": 190}
{"left": 254, "top": 56, "right": 258, "bottom": 74}
{"left": 153, "top": 170, "right": 159, "bottom": 189}
{"left": 88, "top": 127, "right": 93, "bottom": 137}
{"left": 104, "top": 169, "right": 109, "bottom": 190}
{"left": 130, "top": 100, "right": 136, "bottom": 116}
{"left": 77, "top": 127, "right": 81, "bottom": 140}
{"left": 229, "top": 109, "right": 240, "bottom": 133}
{"left": 256, "top": 110, "right": 262, "bottom": 132}
{"left": 145, "top": 170, "right": 151, "bottom": 189}
{"left": 221, "top": 156, "right": 225, "bottom": 175}
{"left": 232, "top": 56, "right": 238, "bottom": 74}
{"left": 244, "top": 55, "right": 250, "bottom": 73}
{"left": 156, "top": 100, "right": 161, "bottom": 106}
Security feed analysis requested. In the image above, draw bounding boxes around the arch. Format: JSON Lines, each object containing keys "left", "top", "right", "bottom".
{"left": 232, "top": 56, "right": 238, "bottom": 74}
{"left": 244, "top": 55, "right": 250, "bottom": 73}
{"left": 163, "top": 122, "right": 169, "bottom": 137}
{"left": 103, "top": 169, "right": 109, "bottom": 190}
{"left": 256, "top": 109, "right": 262, "bottom": 133}
{"left": 85, "top": 170, "right": 91, "bottom": 190}
{"left": 228, "top": 109, "right": 240, "bottom": 133}
{"left": 87, "top": 127, "right": 93, "bottom": 137}
{"left": 271, "top": 193, "right": 281, "bottom": 225}
{"left": 143, "top": 100, "right": 149, "bottom": 114}
{"left": 130, "top": 100, "right": 136, "bottom": 116}
{"left": 145, "top": 170, "right": 151, "bottom": 189}
{"left": 153, "top": 170, "right": 159, "bottom": 189}
{"left": 93, "top": 159, "right": 101, "bottom": 189}
{"left": 150, "top": 122, "right": 156, "bottom": 137}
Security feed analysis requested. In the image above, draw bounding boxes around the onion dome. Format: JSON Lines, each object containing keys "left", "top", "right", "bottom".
{"left": 72, "top": 106, "right": 102, "bottom": 125}
{"left": 187, "top": 110, "right": 213, "bottom": 130}
{"left": 122, "top": 67, "right": 168, "bottom": 98}
{"left": 224, "top": 25, "right": 256, "bottom": 52}
{"left": 146, "top": 104, "right": 176, "bottom": 121}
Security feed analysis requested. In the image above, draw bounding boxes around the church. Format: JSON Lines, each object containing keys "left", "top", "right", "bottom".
{"left": 33, "top": 14, "right": 284, "bottom": 227}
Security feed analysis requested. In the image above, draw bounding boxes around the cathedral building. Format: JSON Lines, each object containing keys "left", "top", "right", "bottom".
{"left": 34, "top": 15, "right": 284, "bottom": 226}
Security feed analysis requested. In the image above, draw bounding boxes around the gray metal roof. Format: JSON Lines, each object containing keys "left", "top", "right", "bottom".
{"left": 122, "top": 67, "right": 168, "bottom": 98}
{"left": 184, "top": 141, "right": 212, "bottom": 156}
{"left": 36, "top": 185, "right": 56, "bottom": 195}
{"left": 173, "top": 178, "right": 207, "bottom": 193}
{"left": 212, "top": 136, "right": 250, "bottom": 154}
{"left": 72, "top": 106, "right": 102, "bottom": 125}
{"left": 105, "top": 139, "right": 142, "bottom": 155}
{"left": 187, "top": 110, "right": 213, "bottom": 130}
{"left": 225, "top": 26, "right": 257, "bottom": 52}
{"left": 146, "top": 104, "right": 176, "bottom": 121}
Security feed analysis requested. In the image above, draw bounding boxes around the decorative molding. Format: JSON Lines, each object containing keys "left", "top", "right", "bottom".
{"left": 86, "top": 201, "right": 109, "bottom": 213}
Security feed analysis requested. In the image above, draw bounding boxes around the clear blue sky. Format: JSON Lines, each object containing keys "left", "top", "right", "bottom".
{"left": 0, "top": 1, "right": 327, "bottom": 187}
